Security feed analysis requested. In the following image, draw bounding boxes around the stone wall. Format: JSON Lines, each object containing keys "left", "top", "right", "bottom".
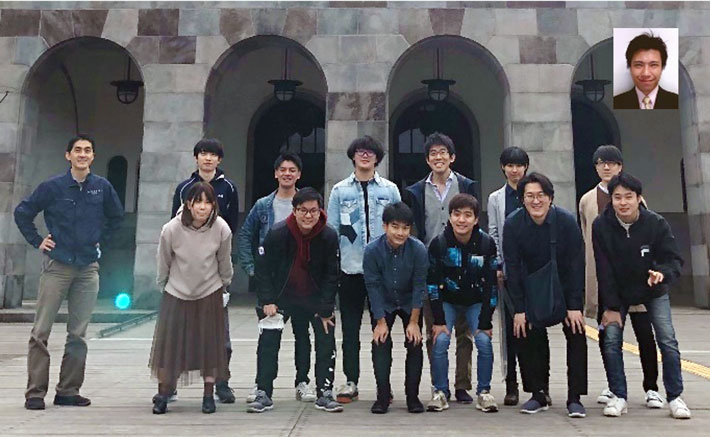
{"left": 0, "top": 2, "right": 708, "bottom": 308}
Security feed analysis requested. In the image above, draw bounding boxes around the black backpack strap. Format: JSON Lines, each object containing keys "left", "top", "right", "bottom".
{"left": 549, "top": 206, "right": 557, "bottom": 262}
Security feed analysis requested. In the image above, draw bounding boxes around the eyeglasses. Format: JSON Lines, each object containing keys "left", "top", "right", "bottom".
{"left": 354, "top": 149, "right": 374, "bottom": 157}
{"left": 428, "top": 149, "right": 450, "bottom": 158}
{"left": 523, "top": 192, "right": 549, "bottom": 202}
{"left": 595, "top": 160, "right": 619, "bottom": 168}
{"left": 295, "top": 207, "right": 320, "bottom": 216}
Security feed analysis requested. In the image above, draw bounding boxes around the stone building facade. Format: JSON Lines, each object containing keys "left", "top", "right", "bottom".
{"left": 0, "top": 1, "right": 709, "bottom": 309}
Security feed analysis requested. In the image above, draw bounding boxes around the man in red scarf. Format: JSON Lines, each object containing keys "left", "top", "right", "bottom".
{"left": 248, "top": 188, "right": 343, "bottom": 414}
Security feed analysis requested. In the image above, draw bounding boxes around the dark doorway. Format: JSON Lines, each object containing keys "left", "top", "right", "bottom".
{"left": 107, "top": 156, "right": 128, "bottom": 208}
{"left": 571, "top": 96, "right": 620, "bottom": 204}
{"left": 391, "top": 99, "right": 478, "bottom": 191}
{"left": 252, "top": 99, "right": 325, "bottom": 205}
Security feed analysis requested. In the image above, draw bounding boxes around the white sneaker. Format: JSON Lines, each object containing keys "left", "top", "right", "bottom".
{"left": 603, "top": 396, "right": 628, "bottom": 417}
{"left": 475, "top": 390, "right": 498, "bottom": 413}
{"left": 427, "top": 390, "right": 449, "bottom": 412}
{"left": 335, "top": 381, "right": 359, "bottom": 404}
{"left": 669, "top": 397, "right": 691, "bottom": 419}
{"left": 296, "top": 382, "right": 317, "bottom": 402}
{"left": 245, "top": 384, "right": 258, "bottom": 403}
{"left": 597, "top": 387, "right": 614, "bottom": 404}
{"left": 645, "top": 390, "right": 664, "bottom": 409}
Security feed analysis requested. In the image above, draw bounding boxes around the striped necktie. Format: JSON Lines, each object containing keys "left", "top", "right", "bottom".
{"left": 642, "top": 96, "right": 652, "bottom": 109}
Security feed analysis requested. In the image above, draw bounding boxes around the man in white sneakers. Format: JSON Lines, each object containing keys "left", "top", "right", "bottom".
{"left": 593, "top": 173, "right": 690, "bottom": 419}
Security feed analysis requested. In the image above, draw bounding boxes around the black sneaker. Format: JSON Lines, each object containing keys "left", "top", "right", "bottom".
{"left": 53, "top": 394, "right": 91, "bottom": 407}
{"left": 202, "top": 396, "right": 216, "bottom": 414}
{"left": 153, "top": 395, "right": 168, "bottom": 414}
{"left": 455, "top": 389, "right": 474, "bottom": 404}
{"left": 504, "top": 383, "right": 519, "bottom": 406}
{"left": 215, "top": 382, "right": 235, "bottom": 404}
{"left": 407, "top": 396, "right": 425, "bottom": 413}
{"left": 24, "top": 398, "right": 45, "bottom": 410}
{"left": 371, "top": 397, "right": 389, "bottom": 414}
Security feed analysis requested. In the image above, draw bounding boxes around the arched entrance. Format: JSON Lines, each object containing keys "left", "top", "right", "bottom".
{"left": 15, "top": 37, "right": 144, "bottom": 303}
{"left": 251, "top": 98, "right": 325, "bottom": 199}
{"left": 571, "top": 38, "right": 696, "bottom": 304}
{"left": 387, "top": 35, "right": 510, "bottom": 215}
{"left": 204, "top": 35, "right": 327, "bottom": 210}
{"left": 391, "top": 97, "right": 479, "bottom": 190}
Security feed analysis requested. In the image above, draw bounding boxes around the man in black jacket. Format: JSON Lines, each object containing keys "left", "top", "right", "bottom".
{"left": 248, "top": 188, "right": 342, "bottom": 414}
{"left": 503, "top": 172, "right": 587, "bottom": 418}
{"left": 402, "top": 132, "right": 481, "bottom": 403}
{"left": 593, "top": 173, "right": 690, "bottom": 419}
{"left": 613, "top": 33, "right": 678, "bottom": 110}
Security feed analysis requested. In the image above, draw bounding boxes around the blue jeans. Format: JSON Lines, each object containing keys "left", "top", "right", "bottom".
{"left": 602, "top": 293, "right": 683, "bottom": 401}
{"left": 431, "top": 302, "right": 493, "bottom": 395}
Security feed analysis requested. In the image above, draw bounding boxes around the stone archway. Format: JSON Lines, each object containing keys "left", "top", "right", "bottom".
{"left": 387, "top": 35, "right": 511, "bottom": 214}
{"left": 10, "top": 36, "right": 144, "bottom": 306}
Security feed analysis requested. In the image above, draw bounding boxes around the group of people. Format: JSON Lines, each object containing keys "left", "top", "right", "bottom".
{"left": 14, "top": 131, "right": 691, "bottom": 421}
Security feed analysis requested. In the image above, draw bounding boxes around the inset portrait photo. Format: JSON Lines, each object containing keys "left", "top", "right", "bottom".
{"left": 613, "top": 28, "right": 679, "bottom": 110}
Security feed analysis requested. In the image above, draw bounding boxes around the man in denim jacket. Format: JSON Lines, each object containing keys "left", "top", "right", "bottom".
{"left": 238, "top": 152, "right": 320, "bottom": 403}
{"left": 327, "top": 136, "right": 401, "bottom": 403}
{"left": 15, "top": 135, "right": 123, "bottom": 410}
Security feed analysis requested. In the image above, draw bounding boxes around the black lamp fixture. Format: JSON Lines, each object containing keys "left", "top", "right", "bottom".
{"left": 110, "top": 56, "right": 143, "bottom": 105}
{"left": 268, "top": 48, "right": 302, "bottom": 103}
{"left": 575, "top": 53, "right": 610, "bottom": 103}
{"left": 421, "top": 48, "right": 456, "bottom": 102}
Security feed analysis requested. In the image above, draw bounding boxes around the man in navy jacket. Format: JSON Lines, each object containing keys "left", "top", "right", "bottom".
{"left": 15, "top": 135, "right": 123, "bottom": 410}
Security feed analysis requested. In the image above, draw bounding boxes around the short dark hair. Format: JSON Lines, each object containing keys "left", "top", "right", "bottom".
{"left": 424, "top": 132, "right": 456, "bottom": 157}
{"left": 274, "top": 151, "right": 303, "bottom": 171}
{"left": 592, "top": 145, "right": 623, "bottom": 165}
{"left": 625, "top": 32, "right": 668, "bottom": 68}
{"left": 608, "top": 173, "right": 643, "bottom": 197}
{"left": 193, "top": 138, "right": 224, "bottom": 159}
{"left": 448, "top": 193, "right": 480, "bottom": 218}
{"left": 292, "top": 187, "right": 323, "bottom": 209}
{"left": 499, "top": 147, "right": 529, "bottom": 167}
{"left": 181, "top": 182, "right": 219, "bottom": 227}
{"left": 382, "top": 202, "right": 414, "bottom": 226}
{"left": 518, "top": 172, "right": 555, "bottom": 201}
{"left": 346, "top": 136, "right": 385, "bottom": 166}
{"left": 66, "top": 134, "right": 95, "bottom": 153}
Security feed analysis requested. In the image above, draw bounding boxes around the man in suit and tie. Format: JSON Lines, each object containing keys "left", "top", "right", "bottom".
{"left": 613, "top": 33, "right": 678, "bottom": 110}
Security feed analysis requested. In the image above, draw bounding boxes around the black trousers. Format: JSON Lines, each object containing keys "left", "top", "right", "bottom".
{"left": 504, "top": 305, "right": 550, "bottom": 392}
{"left": 598, "top": 310, "right": 659, "bottom": 393}
{"left": 370, "top": 309, "right": 423, "bottom": 400}
{"left": 256, "top": 305, "right": 336, "bottom": 398}
{"left": 218, "top": 305, "right": 232, "bottom": 383}
{"left": 517, "top": 323, "right": 587, "bottom": 402}
{"left": 339, "top": 273, "right": 371, "bottom": 385}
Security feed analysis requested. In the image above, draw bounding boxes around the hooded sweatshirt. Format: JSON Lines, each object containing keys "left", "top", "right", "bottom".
{"left": 157, "top": 213, "right": 234, "bottom": 301}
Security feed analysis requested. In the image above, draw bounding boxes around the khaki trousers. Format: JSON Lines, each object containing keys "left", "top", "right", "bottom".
{"left": 26, "top": 256, "right": 99, "bottom": 399}
{"left": 423, "top": 298, "right": 473, "bottom": 391}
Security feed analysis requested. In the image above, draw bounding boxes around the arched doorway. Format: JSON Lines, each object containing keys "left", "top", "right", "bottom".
{"left": 15, "top": 37, "right": 144, "bottom": 302}
{"left": 391, "top": 97, "right": 478, "bottom": 189}
{"left": 387, "top": 35, "right": 510, "bottom": 215}
{"left": 571, "top": 38, "right": 695, "bottom": 304}
{"left": 251, "top": 98, "right": 325, "bottom": 199}
{"left": 571, "top": 94, "right": 621, "bottom": 204}
{"left": 204, "top": 35, "right": 327, "bottom": 210}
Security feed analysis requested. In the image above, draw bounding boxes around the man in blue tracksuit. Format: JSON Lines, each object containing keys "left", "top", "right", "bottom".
{"left": 14, "top": 135, "right": 124, "bottom": 410}
{"left": 170, "top": 138, "right": 239, "bottom": 403}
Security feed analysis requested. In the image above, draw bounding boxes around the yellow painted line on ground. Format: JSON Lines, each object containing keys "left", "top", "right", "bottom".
{"left": 585, "top": 324, "right": 710, "bottom": 380}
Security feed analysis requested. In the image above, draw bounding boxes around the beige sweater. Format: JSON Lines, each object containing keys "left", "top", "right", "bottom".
{"left": 156, "top": 214, "right": 234, "bottom": 301}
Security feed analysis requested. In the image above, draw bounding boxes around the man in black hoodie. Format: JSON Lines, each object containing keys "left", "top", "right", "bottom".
{"left": 248, "top": 188, "right": 342, "bottom": 414}
{"left": 592, "top": 173, "right": 690, "bottom": 419}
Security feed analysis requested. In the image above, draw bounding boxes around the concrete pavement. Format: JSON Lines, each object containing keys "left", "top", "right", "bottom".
{"left": 0, "top": 295, "right": 708, "bottom": 436}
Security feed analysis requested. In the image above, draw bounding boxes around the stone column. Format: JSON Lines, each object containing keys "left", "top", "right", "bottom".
{"left": 131, "top": 9, "right": 213, "bottom": 308}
